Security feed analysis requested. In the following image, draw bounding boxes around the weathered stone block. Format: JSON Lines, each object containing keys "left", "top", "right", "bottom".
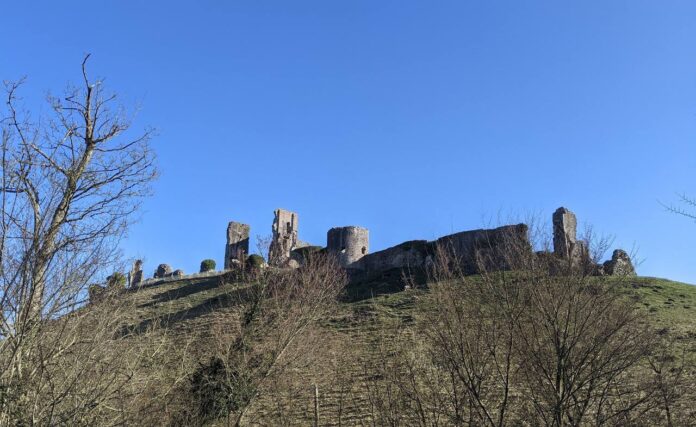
{"left": 154, "top": 264, "right": 172, "bottom": 278}
{"left": 603, "top": 249, "right": 636, "bottom": 276}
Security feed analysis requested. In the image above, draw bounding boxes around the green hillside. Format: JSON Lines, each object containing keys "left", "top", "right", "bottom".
{"left": 115, "top": 274, "right": 696, "bottom": 425}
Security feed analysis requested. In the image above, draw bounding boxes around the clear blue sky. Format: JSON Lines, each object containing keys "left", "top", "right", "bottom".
{"left": 2, "top": 1, "right": 695, "bottom": 283}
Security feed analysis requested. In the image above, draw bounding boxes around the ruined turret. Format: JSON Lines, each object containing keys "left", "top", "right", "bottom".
{"left": 327, "top": 226, "right": 369, "bottom": 269}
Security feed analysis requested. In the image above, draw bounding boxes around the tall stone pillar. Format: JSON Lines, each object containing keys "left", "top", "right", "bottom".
{"left": 224, "top": 221, "right": 250, "bottom": 269}
{"left": 269, "top": 209, "right": 299, "bottom": 266}
{"left": 553, "top": 207, "right": 577, "bottom": 259}
{"left": 129, "top": 259, "right": 143, "bottom": 287}
{"left": 327, "top": 226, "right": 369, "bottom": 269}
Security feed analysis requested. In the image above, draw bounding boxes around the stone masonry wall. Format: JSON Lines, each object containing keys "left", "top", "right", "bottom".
{"left": 349, "top": 224, "right": 532, "bottom": 279}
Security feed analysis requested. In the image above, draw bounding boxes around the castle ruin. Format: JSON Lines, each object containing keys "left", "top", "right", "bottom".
{"left": 124, "top": 205, "right": 635, "bottom": 295}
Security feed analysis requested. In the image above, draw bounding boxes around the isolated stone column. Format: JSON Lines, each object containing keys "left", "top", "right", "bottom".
{"left": 269, "top": 209, "right": 299, "bottom": 266}
{"left": 327, "top": 226, "right": 369, "bottom": 268}
{"left": 129, "top": 259, "right": 143, "bottom": 287}
{"left": 552, "top": 207, "right": 577, "bottom": 259}
{"left": 224, "top": 221, "right": 250, "bottom": 269}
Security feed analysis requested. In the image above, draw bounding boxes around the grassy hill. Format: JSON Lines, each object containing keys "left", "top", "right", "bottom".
{"left": 115, "top": 273, "right": 696, "bottom": 425}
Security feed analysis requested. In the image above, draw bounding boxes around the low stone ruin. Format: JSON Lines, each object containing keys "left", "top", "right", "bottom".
{"left": 603, "top": 249, "right": 636, "bottom": 276}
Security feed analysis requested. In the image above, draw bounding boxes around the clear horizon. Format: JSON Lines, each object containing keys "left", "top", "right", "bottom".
{"left": 3, "top": 1, "right": 695, "bottom": 283}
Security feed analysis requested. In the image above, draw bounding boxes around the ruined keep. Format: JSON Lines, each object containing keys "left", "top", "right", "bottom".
{"left": 224, "top": 221, "right": 250, "bottom": 269}
{"left": 269, "top": 209, "right": 299, "bottom": 266}
{"left": 327, "top": 226, "right": 369, "bottom": 268}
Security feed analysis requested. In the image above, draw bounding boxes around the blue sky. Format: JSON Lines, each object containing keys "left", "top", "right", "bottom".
{"left": 2, "top": 1, "right": 695, "bottom": 283}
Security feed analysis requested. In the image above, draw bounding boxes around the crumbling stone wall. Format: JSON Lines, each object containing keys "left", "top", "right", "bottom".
{"left": 224, "top": 221, "right": 250, "bottom": 269}
{"left": 355, "top": 240, "right": 430, "bottom": 273}
{"left": 350, "top": 224, "right": 532, "bottom": 280}
{"left": 327, "top": 226, "right": 369, "bottom": 268}
{"left": 435, "top": 224, "right": 532, "bottom": 274}
{"left": 269, "top": 209, "right": 299, "bottom": 266}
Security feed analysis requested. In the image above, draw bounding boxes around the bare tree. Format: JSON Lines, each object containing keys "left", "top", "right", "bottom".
{"left": 171, "top": 253, "right": 347, "bottom": 425}
{"left": 0, "top": 55, "right": 156, "bottom": 423}
{"left": 661, "top": 193, "right": 696, "bottom": 221}
{"left": 362, "top": 219, "right": 690, "bottom": 426}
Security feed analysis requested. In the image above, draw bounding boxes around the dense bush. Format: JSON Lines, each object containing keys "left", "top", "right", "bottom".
{"left": 106, "top": 272, "right": 126, "bottom": 289}
{"left": 246, "top": 254, "right": 265, "bottom": 270}
{"left": 184, "top": 357, "right": 254, "bottom": 423}
{"left": 200, "top": 259, "right": 216, "bottom": 273}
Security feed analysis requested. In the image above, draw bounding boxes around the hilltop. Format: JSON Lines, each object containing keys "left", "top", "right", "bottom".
{"left": 111, "top": 272, "right": 696, "bottom": 425}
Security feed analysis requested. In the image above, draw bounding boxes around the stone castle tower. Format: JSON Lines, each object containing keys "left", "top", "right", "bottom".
{"left": 269, "top": 209, "right": 299, "bottom": 266}
{"left": 326, "top": 226, "right": 369, "bottom": 268}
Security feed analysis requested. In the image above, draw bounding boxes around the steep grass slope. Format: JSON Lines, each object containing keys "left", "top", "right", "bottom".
{"left": 120, "top": 275, "right": 696, "bottom": 425}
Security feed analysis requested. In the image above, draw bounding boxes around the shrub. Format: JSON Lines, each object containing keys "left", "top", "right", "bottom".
{"left": 88, "top": 284, "right": 106, "bottom": 302}
{"left": 200, "top": 259, "right": 216, "bottom": 273}
{"left": 246, "top": 254, "right": 265, "bottom": 270}
{"left": 185, "top": 357, "right": 254, "bottom": 423}
{"left": 106, "top": 272, "right": 126, "bottom": 289}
